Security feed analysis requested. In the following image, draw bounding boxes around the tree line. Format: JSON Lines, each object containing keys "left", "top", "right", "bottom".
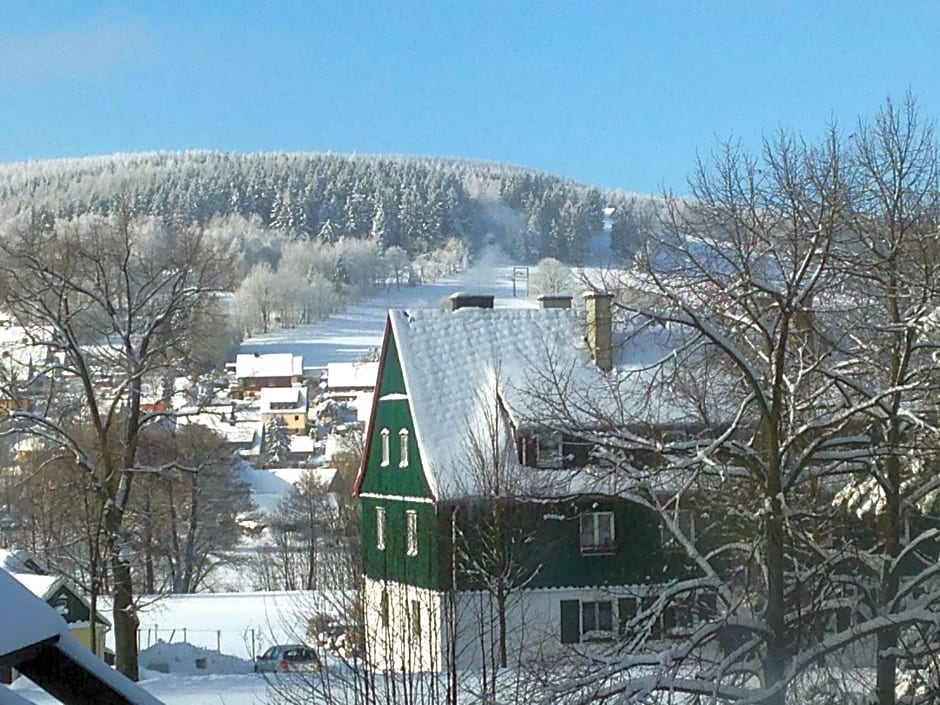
{"left": 0, "top": 151, "right": 631, "bottom": 264}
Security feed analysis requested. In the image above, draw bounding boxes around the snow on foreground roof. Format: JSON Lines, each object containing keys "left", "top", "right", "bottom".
{"left": 0, "top": 570, "right": 162, "bottom": 705}
{"left": 390, "top": 307, "right": 692, "bottom": 501}
{"left": 0, "top": 568, "right": 62, "bottom": 658}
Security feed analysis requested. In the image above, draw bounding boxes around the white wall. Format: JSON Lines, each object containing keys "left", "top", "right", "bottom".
{"left": 365, "top": 578, "right": 657, "bottom": 673}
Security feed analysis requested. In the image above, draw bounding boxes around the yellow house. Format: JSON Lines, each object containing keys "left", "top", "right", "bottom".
{"left": 11, "top": 572, "right": 111, "bottom": 659}
{"left": 259, "top": 385, "right": 309, "bottom": 433}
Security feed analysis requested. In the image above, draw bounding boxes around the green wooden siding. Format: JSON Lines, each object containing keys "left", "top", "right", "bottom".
{"left": 444, "top": 498, "right": 686, "bottom": 590}
{"left": 360, "top": 497, "right": 444, "bottom": 589}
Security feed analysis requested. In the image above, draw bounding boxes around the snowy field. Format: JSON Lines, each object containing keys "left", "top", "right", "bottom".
{"left": 112, "top": 590, "right": 343, "bottom": 661}
{"left": 237, "top": 249, "right": 535, "bottom": 368}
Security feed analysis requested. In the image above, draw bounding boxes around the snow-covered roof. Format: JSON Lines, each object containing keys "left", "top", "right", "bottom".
{"left": 0, "top": 570, "right": 159, "bottom": 705}
{"left": 384, "top": 307, "right": 693, "bottom": 501}
{"left": 235, "top": 353, "right": 302, "bottom": 380}
{"left": 259, "top": 385, "right": 307, "bottom": 411}
{"left": 11, "top": 572, "right": 60, "bottom": 600}
{"left": 0, "top": 548, "right": 43, "bottom": 574}
{"left": 288, "top": 434, "right": 315, "bottom": 454}
{"left": 175, "top": 409, "right": 258, "bottom": 445}
{"left": 326, "top": 361, "right": 379, "bottom": 390}
{"left": 0, "top": 569, "right": 63, "bottom": 660}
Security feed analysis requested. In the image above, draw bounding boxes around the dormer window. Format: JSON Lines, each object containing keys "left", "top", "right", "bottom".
{"left": 399, "top": 428, "right": 409, "bottom": 468}
{"left": 518, "top": 432, "right": 593, "bottom": 469}
{"left": 580, "top": 511, "right": 616, "bottom": 555}
{"left": 380, "top": 428, "right": 390, "bottom": 467}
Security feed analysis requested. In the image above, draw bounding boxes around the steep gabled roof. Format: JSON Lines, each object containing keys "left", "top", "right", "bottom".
{"left": 386, "top": 307, "right": 692, "bottom": 501}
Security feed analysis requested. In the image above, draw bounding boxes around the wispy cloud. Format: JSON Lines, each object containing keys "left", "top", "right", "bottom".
{"left": 0, "top": 15, "right": 153, "bottom": 86}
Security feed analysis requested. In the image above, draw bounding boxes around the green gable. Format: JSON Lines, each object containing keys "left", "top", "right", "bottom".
{"left": 358, "top": 331, "right": 433, "bottom": 501}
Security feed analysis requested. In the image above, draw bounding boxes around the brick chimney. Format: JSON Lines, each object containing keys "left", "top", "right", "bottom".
{"left": 584, "top": 291, "right": 613, "bottom": 372}
{"left": 537, "top": 294, "right": 572, "bottom": 309}
{"left": 448, "top": 293, "right": 495, "bottom": 311}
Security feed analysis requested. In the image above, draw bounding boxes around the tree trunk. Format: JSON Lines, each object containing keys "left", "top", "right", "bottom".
{"left": 876, "top": 452, "right": 901, "bottom": 705}
{"left": 111, "top": 548, "right": 139, "bottom": 680}
{"left": 764, "top": 452, "right": 787, "bottom": 705}
{"left": 497, "top": 581, "right": 507, "bottom": 669}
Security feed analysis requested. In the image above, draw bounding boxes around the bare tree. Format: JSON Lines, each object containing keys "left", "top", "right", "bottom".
{"left": 834, "top": 95, "right": 940, "bottom": 705}
{"left": 130, "top": 424, "right": 253, "bottom": 594}
{"left": 0, "top": 211, "right": 235, "bottom": 679}
{"left": 528, "top": 257, "right": 574, "bottom": 298}
{"left": 532, "top": 126, "right": 884, "bottom": 704}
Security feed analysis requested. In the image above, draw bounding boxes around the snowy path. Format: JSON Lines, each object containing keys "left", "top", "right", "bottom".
{"left": 237, "top": 255, "right": 531, "bottom": 369}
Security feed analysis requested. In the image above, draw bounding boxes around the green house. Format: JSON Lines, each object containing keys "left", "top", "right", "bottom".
{"left": 353, "top": 293, "right": 692, "bottom": 672}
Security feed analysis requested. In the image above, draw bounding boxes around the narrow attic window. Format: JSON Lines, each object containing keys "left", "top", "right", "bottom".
{"left": 406, "top": 510, "right": 418, "bottom": 556}
{"left": 580, "top": 512, "right": 616, "bottom": 555}
{"left": 376, "top": 506, "right": 386, "bottom": 551}
{"left": 399, "top": 428, "right": 409, "bottom": 468}
{"left": 380, "top": 428, "right": 390, "bottom": 467}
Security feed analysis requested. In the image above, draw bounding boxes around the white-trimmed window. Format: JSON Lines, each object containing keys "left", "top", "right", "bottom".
{"left": 411, "top": 599, "right": 422, "bottom": 638}
{"left": 582, "top": 600, "right": 614, "bottom": 636}
{"left": 376, "top": 506, "right": 386, "bottom": 550}
{"left": 406, "top": 510, "right": 418, "bottom": 556}
{"left": 380, "top": 428, "right": 390, "bottom": 466}
{"left": 580, "top": 512, "right": 615, "bottom": 554}
{"left": 399, "top": 428, "right": 409, "bottom": 468}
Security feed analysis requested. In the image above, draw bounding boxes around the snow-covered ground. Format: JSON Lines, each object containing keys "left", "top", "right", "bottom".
{"left": 237, "top": 249, "right": 535, "bottom": 369}
{"left": 106, "top": 590, "right": 344, "bottom": 661}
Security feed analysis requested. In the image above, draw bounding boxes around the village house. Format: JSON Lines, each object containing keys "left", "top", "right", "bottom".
{"left": 232, "top": 352, "right": 303, "bottom": 398}
{"left": 354, "top": 293, "right": 699, "bottom": 673}
{"left": 259, "top": 385, "right": 309, "bottom": 434}
{"left": 325, "top": 361, "right": 379, "bottom": 401}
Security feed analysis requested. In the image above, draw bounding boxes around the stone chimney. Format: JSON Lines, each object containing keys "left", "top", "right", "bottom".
{"left": 584, "top": 291, "right": 613, "bottom": 372}
{"left": 448, "top": 293, "right": 495, "bottom": 311}
{"left": 537, "top": 294, "right": 572, "bottom": 309}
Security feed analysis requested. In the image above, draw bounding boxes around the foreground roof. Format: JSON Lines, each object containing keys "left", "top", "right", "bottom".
{"left": 0, "top": 570, "right": 161, "bottom": 705}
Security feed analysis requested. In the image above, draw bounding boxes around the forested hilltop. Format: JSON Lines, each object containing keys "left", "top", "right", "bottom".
{"left": 0, "top": 150, "right": 656, "bottom": 264}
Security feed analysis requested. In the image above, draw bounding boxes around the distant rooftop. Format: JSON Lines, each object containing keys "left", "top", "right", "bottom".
{"left": 234, "top": 353, "right": 303, "bottom": 380}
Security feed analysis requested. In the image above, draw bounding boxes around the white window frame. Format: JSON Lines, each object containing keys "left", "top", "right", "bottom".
{"left": 406, "top": 509, "right": 418, "bottom": 556}
{"left": 580, "top": 511, "right": 616, "bottom": 555}
{"left": 410, "top": 599, "right": 422, "bottom": 638}
{"left": 376, "top": 506, "right": 386, "bottom": 550}
{"left": 581, "top": 600, "right": 614, "bottom": 637}
{"left": 380, "top": 428, "right": 390, "bottom": 467}
{"left": 399, "top": 428, "right": 409, "bottom": 468}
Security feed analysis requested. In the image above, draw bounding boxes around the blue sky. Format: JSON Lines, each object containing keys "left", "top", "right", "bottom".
{"left": 0, "top": 1, "right": 937, "bottom": 193}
